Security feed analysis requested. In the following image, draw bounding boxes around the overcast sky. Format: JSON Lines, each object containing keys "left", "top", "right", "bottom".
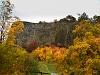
{"left": 1, "top": 0, "right": 100, "bottom": 23}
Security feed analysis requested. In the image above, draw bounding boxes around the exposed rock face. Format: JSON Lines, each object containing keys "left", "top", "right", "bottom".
{"left": 16, "top": 21, "right": 54, "bottom": 47}
{"left": 16, "top": 21, "right": 76, "bottom": 47}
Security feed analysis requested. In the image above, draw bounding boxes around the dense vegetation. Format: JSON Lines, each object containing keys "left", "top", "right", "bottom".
{"left": 0, "top": 0, "right": 100, "bottom": 75}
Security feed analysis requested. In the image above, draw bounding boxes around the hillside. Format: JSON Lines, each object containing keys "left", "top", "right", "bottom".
{"left": 16, "top": 14, "right": 100, "bottom": 48}
{"left": 16, "top": 19, "right": 76, "bottom": 48}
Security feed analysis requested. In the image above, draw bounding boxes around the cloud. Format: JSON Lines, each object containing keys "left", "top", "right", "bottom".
{"left": 10, "top": 0, "right": 100, "bottom": 22}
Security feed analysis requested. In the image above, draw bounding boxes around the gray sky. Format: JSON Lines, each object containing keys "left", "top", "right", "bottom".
{"left": 1, "top": 0, "right": 100, "bottom": 23}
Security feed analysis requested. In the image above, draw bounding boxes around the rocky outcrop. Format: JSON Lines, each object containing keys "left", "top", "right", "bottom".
{"left": 16, "top": 20, "right": 76, "bottom": 47}
{"left": 16, "top": 21, "right": 54, "bottom": 46}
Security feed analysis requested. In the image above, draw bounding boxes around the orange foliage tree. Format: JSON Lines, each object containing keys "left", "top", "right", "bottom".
{"left": 30, "top": 46, "right": 68, "bottom": 73}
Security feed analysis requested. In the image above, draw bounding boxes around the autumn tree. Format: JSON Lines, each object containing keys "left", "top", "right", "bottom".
{"left": 5, "top": 21, "right": 24, "bottom": 46}
{"left": 0, "top": 43, "right": 28, "bottom": 74}
{"left": 0, "top": 0, "right": 14, "bottom": 43}
{"left": 27, "top": 41, "right": 37, "bottom": 52}
{"left": 30, "top": 46, "right": 68, "bottom": 75}
{"left": 64, "top": 21, "right": 100, "bottom": 75}
{"left": 0, "top": 0, "right": 29, "bottom": 75}
{"left": 73, "top": 21, "right": 100, "bottom": 40}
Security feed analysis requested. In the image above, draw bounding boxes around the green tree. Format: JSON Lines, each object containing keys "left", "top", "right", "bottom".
{"left": 92, "top": 15, "right": 100, "bottom": 23}
{"left": 24, "top": 55, "right": 39, "bottom": 75}
{"left": 78, "top": 12, "right": 89, "bottom": 22}
{"left": 55, "top": 27, "right": 66, "bottom": 47}
{"left": 66, "top": 15, "right": 76, "bottom": 22}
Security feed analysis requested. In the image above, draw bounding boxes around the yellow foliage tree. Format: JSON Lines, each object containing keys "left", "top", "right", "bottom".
{"left": 64, "top": 21, "right": 100, "bottom": 75}
{"left": 30, "top": 46, "right": 68, "bottom": 74}
{"left": 0, "top": 20, "right": 28, "bottom": 75}
{"left": 6, "top": 21, "right": 24, "bottom": 46}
